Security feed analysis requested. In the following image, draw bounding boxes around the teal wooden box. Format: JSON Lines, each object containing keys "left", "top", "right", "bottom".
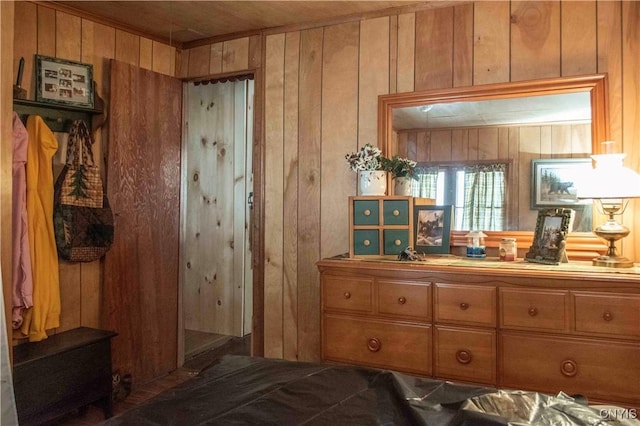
{"left": 349, "top": 196, "right": 415, "bottom": 258}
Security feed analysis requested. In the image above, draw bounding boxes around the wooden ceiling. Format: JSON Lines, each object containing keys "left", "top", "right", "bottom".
{"left": 52, "top": 1, "right": 440, "bottom": 47}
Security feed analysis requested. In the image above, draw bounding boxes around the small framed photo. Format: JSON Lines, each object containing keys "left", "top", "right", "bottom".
{"left": 531, "top": 158, "right": 592, "bottom": 209}
{"left": 35, "top": 55, "right": 94, "bottom": 108}
{"left": 524, "top": 208, "right": 574, "bottom": 265}
{"left": 413, "top": 205, "right": 452, "bottom": 254}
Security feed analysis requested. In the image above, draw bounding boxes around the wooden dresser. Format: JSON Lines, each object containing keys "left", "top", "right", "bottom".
{"left": 318, "top": 256, "right": 640, "bottom": 408}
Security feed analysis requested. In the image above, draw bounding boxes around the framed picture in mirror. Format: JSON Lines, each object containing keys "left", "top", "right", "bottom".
{"left": 35, "top": 55, "right": 94, "bottom": 108}
{"left": 531, "top": 159, "right": 592, "bottom": 209}
{"left": 524, "top": 208, "right": 574, "bottom": 265}
{"left": 414, "top": 205, "right": 452, "bottom": 254}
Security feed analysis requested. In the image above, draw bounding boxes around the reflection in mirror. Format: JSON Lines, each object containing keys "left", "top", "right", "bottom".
{"left": 378, "top": 74, "right": 609, "bottom": 239}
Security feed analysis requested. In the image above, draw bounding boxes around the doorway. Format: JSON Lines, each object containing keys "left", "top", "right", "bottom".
{"left": 181, "top": 78, "right": 254, "bottom": 360}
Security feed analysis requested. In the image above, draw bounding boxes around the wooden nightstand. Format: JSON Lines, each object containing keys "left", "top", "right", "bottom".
{"left": 13, "top": 327, "right": 117, "bottom": 426}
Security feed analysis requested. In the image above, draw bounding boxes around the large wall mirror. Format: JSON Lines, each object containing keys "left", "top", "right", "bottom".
{"left": 378, "top": 74, "right": 609, "bottom": 259}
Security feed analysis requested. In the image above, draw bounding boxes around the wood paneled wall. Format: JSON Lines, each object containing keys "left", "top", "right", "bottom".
{"left": 5, "top": 1, "right": 638, "bottom": 367}
{"left": 181, "top": 0, "right": 639, "bottom": 362}
{"left": 10, "top": 2, "right": 177, "bottom": 341}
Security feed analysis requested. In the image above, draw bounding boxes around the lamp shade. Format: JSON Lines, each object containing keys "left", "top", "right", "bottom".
{"left": 577, "top": 153, "right": 640, "bottom": 200}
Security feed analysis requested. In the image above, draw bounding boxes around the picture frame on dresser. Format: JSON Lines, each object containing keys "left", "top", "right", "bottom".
{"left": 413, "top": 205, "right": 452, "bottom": 254}
{"left": 524, "top": 208, "right": 573, "bottom": 264}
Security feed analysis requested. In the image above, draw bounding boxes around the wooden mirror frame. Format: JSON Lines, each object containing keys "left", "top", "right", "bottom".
{"left": 377, "top": 74, "right": 610, "bottom": 261}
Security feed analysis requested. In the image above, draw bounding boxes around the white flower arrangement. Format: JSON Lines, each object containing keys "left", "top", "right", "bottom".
{"left": 345, "top": 144, "right": 385, "bottom": 172}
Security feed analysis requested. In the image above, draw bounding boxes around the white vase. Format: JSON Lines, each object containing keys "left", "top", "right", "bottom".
{"left": 393, "top": 176, "right": 412, "bottom": 196}
{"left": 358, "top": 170, "right": 387, "bottom": 196}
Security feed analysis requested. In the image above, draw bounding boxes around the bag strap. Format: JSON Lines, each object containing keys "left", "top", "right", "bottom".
{"left": 66, "top": 119, "right": 95, "bottom": 167}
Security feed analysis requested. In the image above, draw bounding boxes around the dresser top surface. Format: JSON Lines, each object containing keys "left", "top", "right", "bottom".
{"left": 318, "top": 254, "right": 640, "bottom": 285}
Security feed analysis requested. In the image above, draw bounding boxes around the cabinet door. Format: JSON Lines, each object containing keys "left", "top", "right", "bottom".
{"left": 434, "top": 326, "right": 496, "bottom": 385}
{"left": 383, "top": 229, "right": 409, "bottom": 255}
{"left": 323, "top": 315, "right": 432, "bottom": 376}
{"left": 353, "top": 200, "right": 379, "bottom": 225}
{"left": 435, "top": 283, "right": 496, "bottom": 327}
{"left": 573, "top": 292, "right": 640, "bottom": 338}
{"left": 383, "top": 199, "right": 409, "bottom": 225}
{"left": 500, "top": 332, "right": 640, "bottom": 407}
{"left": 500, "top": 288, "right": 569, "bottom": 332}
{"left": 353, "top": 230, "right": 380, "bottom": 255}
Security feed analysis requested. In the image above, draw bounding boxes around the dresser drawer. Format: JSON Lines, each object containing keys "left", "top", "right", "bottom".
{"left": 382, "top": 199, "right": 409, "bottom": 225}
{"left": 435, "top": 284, "right": 496, "bottom": 326}
{"left": 383, "top": 229, "right": 409, "bottom": 255}
{"left": 353, "top": 229, "right": 380, "bottom": 255}
{"left": 378, "top": 280, "right": 430, "bottom": 321}
{"left": 434, "top": 326, "right": 496, "bottom": 385}
{"left": 323, "top": 315, "right": 432, "bottom": 376}
{"left": 323, "top": 275, "right": 373, "bottom": 313}
{"left": 353, "top": 199, "right": 379, "bottom": 225}
{"left": 500, "top": 288, "right": 569, "bottom": 332}
{"left": 573, "top": 292, "right": 640, "bottom": 339}
{"left": 500, "top": 332, "right": 640, "bottom": 406}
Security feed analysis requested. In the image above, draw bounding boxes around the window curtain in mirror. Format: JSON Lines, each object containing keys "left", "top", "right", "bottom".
{"left": 462, "top": 164, "right": 506, "bottom": 231}
{"left": 412, "top": 166, "right": 439, "bottom": 198}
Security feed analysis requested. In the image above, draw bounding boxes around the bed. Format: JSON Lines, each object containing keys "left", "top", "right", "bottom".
{"left": 104, "top": 355, "right": 636, "bottom": 425}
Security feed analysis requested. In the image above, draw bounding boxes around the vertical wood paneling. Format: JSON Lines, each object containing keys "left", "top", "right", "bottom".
{"left": 359, "top": 17, "right": 389, "bottom": 147}
{"left": 14, "top": 2, "right": 37, "bottom": 100}
{"left": 139, "top": 37, "right": 153, "bottom": 70}
{"left": 415, "top": 8, "right": 454, "bottom": 90}
{"left": 263, "top": 34, "right": 286, "bottom": 358}
{"left": 297, "top": 27, "right": 323, "bottom": 362}
{"left": 223, "top": 37, "right": 250, "bottom": 72}
{"left": 473, "top": 2, "right": 510, "bottom": 85}
{"left": 561, "top": 1, "right": 596, "bottom": 76}
{"left": 518, "top": 127, "right": 540, "bottom": 229}
{"left": 511, "top": 1, "right": 561, "bottom": 81}
{"left": 209, "top": 42, "right": 223, "bottom": 74}
{"left": 451, "top": 129, "right": 468, "bottom": 160}
{"left": 152, "top": 41, "right": 175, "bottom": 76}
{"left": 508, "top": 128, "right": 520, "bottom": 229}
{"left": 389, "top": 16, "right": 397, "bottom": 94}
{"left": 478, "top": 128, "right": 499, "bottom": 159}
{"left": 115, "top": 29, "right": 139, "bottom": 66}
{"left": 453, "top": 3, "right": 473, "bottom": 87}
{"left": 321, "top": 22, "right": 359, "bottom": 260}
{"left": 597, "top": 2, "right": 623, "bottom": 146}
{"left": 283, "top": 31, "right": 300, "bottom": 361}
{"left": 397, "top": 13, "right": 415, "bottom": 93}
{"left": 431, "top": 131, "right": 452, "bottom": 161}
{"left": 37, "top": 5, "right": 56, "bottom": 57}
{"left": 55, "top": 9, "right": 83, "bottom": 334}
{"left": 621, "top": 1, "right": 640, "bottom": 261}
{"left": 1, "top": 0, "right": 15, "bottom": 358}
{"left": 188, "top": 44, "right": 210, "bottom": 77}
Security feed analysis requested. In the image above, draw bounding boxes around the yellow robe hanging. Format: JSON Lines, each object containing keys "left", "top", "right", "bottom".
{"left": 21, "top": 115, "right": 60, "bottom": 342}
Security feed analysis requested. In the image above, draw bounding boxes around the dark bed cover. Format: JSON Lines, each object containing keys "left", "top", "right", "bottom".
{"left": 105, "top": 355, "right": 632, "bottom": 426}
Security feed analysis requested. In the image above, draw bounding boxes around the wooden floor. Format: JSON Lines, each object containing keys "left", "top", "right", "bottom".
{"left": 46, "top": 335, "right": 252, "bottom": 425}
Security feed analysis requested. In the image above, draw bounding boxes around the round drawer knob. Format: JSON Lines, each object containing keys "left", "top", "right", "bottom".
{"left": 363, "top": 239, "right": 371, "bottom": 246}
{"left": 364, "top": 209, "right": 371, "bottom": 216}
{"left": 456, "top": 350, "right": 472, "bottom": 364}
{"left": 603, "top": 311, "right": 613, "bottom": 321}
{"left": 394, "top": 239, "right": 402, "bottom": 246}
{"left": 561, "top": 359, "right": 578, "bottom": 377}
{"left": 459, "top": 302, "right": 469, "bottom": 310}
{"left": 367, "top": 338, "right": 381, "bottom": 352}
{"left": 344, "top": 292, "right": 351, "bottom": 299}
{"left": 528, "top": 307, "right": 538, "bottom": 317}
{"left": 398, "top": 296, "right": 406, "bottom": 305}
{"left": 393, "top": 209, "right": 400, "bottom": 216}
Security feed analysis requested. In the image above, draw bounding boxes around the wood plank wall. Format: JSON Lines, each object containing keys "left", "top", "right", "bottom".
{"left": 395, "top": 123, "right": 591, "bottom": 231}
{"left": 10, "top": 2, "right": 177, "bottom": 342}
{"left": 4, "top": 0, "right": 638, "bottom": 367}
{"left": 180, "top": 0, "right": 639, "bottom": 362}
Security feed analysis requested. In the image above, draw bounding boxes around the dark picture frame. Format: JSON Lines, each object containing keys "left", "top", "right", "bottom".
{"left": 35, "top": 54, "right": 94, "bottom": 108}
{"left": 531, "top": 158, "right": 592, "bottom": 209}
{"left": 413, "top": 205, "right": 452, "bottom": 254}
{"left": 524, "top": 208, "right": 574, "bottom": 265}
